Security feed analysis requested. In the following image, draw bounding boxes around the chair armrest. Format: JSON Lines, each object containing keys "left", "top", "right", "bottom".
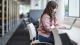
{"left": 51, "top": 29, "right": 62, "bottom": 45}
{"left": 31, "top": 40, "right": 52, "bottom": 45}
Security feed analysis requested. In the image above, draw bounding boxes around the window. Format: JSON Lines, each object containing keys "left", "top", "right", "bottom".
{"left": 65, "top": 0, "right": 80, "bottom": 17}
{"left": 64, "top": 0, "right": 69, "bottom": 17}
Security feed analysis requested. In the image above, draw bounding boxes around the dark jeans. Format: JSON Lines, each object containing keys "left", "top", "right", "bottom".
{"left": 37, "top": 33, "right": 74, "bottom": 45}
{"left": 37, "top": 33, "right": 54, "bottom": 45}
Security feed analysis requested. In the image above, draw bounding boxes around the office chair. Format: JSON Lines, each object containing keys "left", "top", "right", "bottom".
{"left": 29, "top": 10, "right": 43, "bottom": 28}
{"left": 27, "top": 23, "right": 53, "bottom": 45}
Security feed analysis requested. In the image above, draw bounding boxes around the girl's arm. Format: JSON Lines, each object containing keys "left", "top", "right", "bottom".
{"left": 42, "top": 14, "right": 55, "bottom": 32}
{"left": 53, "top": 16, "right": 66, "bottom": 29}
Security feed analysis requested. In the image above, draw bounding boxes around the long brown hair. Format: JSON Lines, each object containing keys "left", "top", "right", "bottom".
{"left": 41, "top": 1, "right": 58, "bottom": 18}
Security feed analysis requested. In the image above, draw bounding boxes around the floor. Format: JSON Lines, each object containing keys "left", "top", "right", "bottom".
{"left": 6, "top": 22, "right": 30, "bottom": 45}
{"left": 0, "top": 21, "right": 22, "bottom": 45}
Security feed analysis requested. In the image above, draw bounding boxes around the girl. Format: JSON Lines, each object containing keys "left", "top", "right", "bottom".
{"left": 37, "top": 1, "right": 66, "bottom": 44}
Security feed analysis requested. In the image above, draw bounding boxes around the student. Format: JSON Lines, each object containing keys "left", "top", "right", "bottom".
{"left": 37, "top": 1, "right": 66, "bottom": 44}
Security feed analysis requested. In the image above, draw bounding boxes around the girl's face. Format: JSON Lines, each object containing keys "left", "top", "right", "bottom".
{"left": 52, "top": 6, "right": 58, "bottom": 16}
{"left": 53, "top": 6, "right": 58, "bottom": 12}
{"left": 52, "top": 8, "right": 57, "bottom": 15}
{"left": 54, "top": 8, "right": 57, "bottom": 12}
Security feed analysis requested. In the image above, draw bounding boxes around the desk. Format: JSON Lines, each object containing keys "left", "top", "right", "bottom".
{"left": 58, "top": 25, "right": 80, "bottom": 45}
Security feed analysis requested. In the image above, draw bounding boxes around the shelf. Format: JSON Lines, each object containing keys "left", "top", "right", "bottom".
{"left": 0, "top": 18, "right": 2, "bottom": 20}
{"left": 0, "top": 18, "right": 8, "bottom": 20}
{"left": 0, "top": 4, "right": 2, "bottom": 6}
{"left": 0, "top": 14, "right": 2, "bottom": 17}
{"left": 0, "top": 25, "right": 2, "bottom": 28}
{"left": 0, "top": 30, "right": 2, "bottom": 33}
{"left": 0, "top": 0, "right": 19, "bottom": 37}
{"left": 0, "top": 10, "right": 2, "bottom": 13}
{"left": 0, "top": 0, "right": 2, "bottom": 3}
{"left": 0, "top": 0, "right": 2, "bottom": 34}
{"left": 0, "top": 27, "right": 2, "bottom": 33}
{"left": 0, "top": 7, "right": 2, "bottom": 10}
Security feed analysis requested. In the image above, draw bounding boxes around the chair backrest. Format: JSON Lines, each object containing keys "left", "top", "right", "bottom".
{"left": 27, "top": 23, "right": 37, "bottom": 40}
{"left": 29, "top": 10, "right": 43, "bottom": 25}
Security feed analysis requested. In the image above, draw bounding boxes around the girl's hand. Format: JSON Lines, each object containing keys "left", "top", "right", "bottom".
{"left": 50, "top": 25, "right": 56, "bottom": 31}
{"left": 51, "top": 25, "right": 55, "bottom": 29}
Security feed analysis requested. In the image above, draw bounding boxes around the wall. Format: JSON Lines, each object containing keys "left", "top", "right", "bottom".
{"left": 19, "top": 4, "right": 30, "bottom": 15}
{"left": 55, "top": 0, "right": 65, "bottom": 23}
{"left": 30, "top": 0, "right": 41, "bottom": 10}
{"left": 30, "top": 0, "right": 49, "bottom": 10}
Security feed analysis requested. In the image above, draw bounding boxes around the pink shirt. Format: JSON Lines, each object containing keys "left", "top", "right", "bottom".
{"left": 37, "top": 14, "right": 59, "bottom": 37}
